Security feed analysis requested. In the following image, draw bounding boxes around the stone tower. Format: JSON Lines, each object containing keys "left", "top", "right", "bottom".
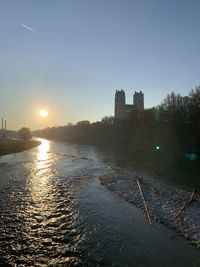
{"left": 133, "top": 91, "right": 144, "bottom": 111}
{"left": 115, "top": 90, "right": 125, "bottom": 119}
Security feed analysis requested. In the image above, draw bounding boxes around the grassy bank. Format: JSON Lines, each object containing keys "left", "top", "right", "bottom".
{"left": 0, "top": 139, "right": 41, "bottom": 156}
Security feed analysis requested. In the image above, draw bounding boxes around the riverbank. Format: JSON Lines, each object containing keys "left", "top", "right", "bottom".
{"left": 0, "top": 139, "right": 41, "bottom": 156}
{"left": 99, "top": 169, "right": 200, "bottom": 248}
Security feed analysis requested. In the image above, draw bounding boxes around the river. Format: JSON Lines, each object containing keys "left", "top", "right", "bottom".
{"left": 0, "top": 138, "right": 200, "bottom": 266}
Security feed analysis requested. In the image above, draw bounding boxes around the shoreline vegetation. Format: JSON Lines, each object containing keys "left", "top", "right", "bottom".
{"left": 33, "top": 86, "right": 200, "bottom": 185}
{"left": 33, "top": 119, "right": 200, "bottom": 188}
{"left": 0, "top": 139, "right": 41, "bottom": 156}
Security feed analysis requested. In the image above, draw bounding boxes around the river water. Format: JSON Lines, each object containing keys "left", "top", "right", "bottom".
{"left": 0, "top": 138, "right": 200, "bottom": 266}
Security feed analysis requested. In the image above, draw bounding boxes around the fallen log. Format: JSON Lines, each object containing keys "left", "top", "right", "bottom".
{"left": 175, "top": 189, "right": 196, "bottom": 218}
{"left": 135, "top": 177, "right": 152, "bottom": 225}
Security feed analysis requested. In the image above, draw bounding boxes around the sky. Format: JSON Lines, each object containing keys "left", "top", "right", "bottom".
{"left": 1, "top": 0, "right": 200, "bottom": 130}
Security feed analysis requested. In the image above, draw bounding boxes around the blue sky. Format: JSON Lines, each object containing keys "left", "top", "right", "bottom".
{"left": 1, "top": 0, "right": 200, "bottom": 130}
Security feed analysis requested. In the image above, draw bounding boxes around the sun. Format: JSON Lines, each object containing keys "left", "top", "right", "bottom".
{"left": 39, "top": 109, "right": 48, "bottom": 118}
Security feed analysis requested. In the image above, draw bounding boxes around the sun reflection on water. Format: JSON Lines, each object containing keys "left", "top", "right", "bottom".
{"left": 23, "top": 139, "right": 62, "bottom": 259}
{"left": 27, "top": 139, "right": 55, "bottom": 207}
{"left": 5, "top": 139, "right": 94, "bottom": 265}
{"left": 37, "top": 139, "right": 50, "bottom": 161}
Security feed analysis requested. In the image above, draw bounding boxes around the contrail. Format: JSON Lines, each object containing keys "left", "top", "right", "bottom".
{"left": 21, "top": 23, "right": 36, "bottom": 32}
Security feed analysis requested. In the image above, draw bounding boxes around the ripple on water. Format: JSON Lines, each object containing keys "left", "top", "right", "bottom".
{"left": 0, "top": 147, "right": 90, "bottom": 266}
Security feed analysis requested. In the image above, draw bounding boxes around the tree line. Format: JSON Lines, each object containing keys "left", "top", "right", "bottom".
{"left": 33, "top": 86, "right": 200, "bottom": 156}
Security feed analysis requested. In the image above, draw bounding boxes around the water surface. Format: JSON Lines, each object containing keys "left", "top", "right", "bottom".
{"left": 0, "top": 139, "right": 200, "bottom": 266}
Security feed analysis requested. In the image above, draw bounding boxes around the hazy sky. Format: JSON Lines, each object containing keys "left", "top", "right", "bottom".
{"left": 1, "top": 0, "right": 200, "bottom": 130}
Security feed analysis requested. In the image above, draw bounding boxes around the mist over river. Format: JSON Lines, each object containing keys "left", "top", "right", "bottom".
{"left": 0, "top": 138, "right": 200, "bottom": 266}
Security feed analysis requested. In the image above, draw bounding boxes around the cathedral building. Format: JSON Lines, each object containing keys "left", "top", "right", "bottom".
{"left": 115, "top": 89, "right": 144, "bottom": 119}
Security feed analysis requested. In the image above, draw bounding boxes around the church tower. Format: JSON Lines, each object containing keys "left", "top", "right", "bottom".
{"left": 115, "top": 89, "right": 126, "bottom": 119}
{"left": 133, "top": 91, "right": 144, "bottom": 111}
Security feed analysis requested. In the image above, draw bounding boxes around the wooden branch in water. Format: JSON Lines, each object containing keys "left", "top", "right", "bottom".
{"left": 175, "top": 189, "right": 196, "bottom": 218}
{"left": 136, "top": 176, "right": 157, "bottom": 193}
{"left": 135, "top": 177, "right": 152, "bottom": 225}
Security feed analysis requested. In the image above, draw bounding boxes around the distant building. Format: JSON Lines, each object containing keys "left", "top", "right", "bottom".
{"left": 0, "top": 117, "right": 7, "bottom": 139}
{"left": 115, "top": 89, "right": 144, "bottom": 119}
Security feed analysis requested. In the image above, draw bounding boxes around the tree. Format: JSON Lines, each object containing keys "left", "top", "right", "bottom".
{"left": 159, "top": 91, "right": 191, "bottom": 126}
{"left": 189, "top": 86, "right": 200, "bottom": 129}
{"left": 18, "top": 127, "right": 31, "bottom": 141}
{"left": 101, "top": 116, "right": 115, "bottom": 125}
{"left": 77, "top": 120, "right": 90, "bottom": 126}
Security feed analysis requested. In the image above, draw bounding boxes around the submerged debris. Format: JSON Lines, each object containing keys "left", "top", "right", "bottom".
{"left": 135, "top": 177, "right": 152, "bottom": 225}
{"left": 99, "top": 170, "right": 200, "bottom": 248}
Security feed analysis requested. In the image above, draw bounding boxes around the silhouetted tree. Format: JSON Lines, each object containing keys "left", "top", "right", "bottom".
{"left": 33, "top": 85, "right": 200, "bottom": 155}
{"left": 188, "top": 86, "right": 200, "bottom": 129}
{"left": 101, "top": 116, "right": 114, "bottom": 125}
{"left": 18, "top": 127, "right": 31, "bottom": 141}
{"left": 77, "top": 120, "right": 90, "bottom": 126}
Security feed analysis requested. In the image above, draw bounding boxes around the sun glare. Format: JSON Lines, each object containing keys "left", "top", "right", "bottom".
{"left": 39, "top": 109, "right": 48, "bottom": 118}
